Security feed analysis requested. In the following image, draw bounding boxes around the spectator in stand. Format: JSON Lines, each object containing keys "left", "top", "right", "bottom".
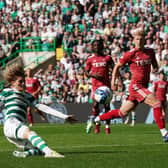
{"left": 76, "top": 38, "right": 86, "bottom": 54}
{"left": 32, "top": 0, "right": 42, "bottom": 11}
{"left": 84, "top": 0, "right": 95, "bottom": 16}
{"left": 76, "top": 87, "right": 89, "bottom": 103}
{"left": 154, "top": 71, "right": 168, "bottom": 118}
{"left": 62, "top": 84, "right": 72, "bottom": 103}
{"left": 62, "top": 10, "right": 72, "bottom": 25}
{"left": 62, "top": 56, "right": 72, "bottom": 72}
{"left": 159, "top": 59, "right": 168, "bottom": 81}
{"left": 40, "top": 90, "right": 53, "bottom": 105}
{"left": 1, "top": 39, "right": 12, "bottom": 57}
{"left": 41, "top": 27, "right": 49, "bottom": 44}
{"left": 71, "top": 9, "right": 81, "bottom": 25}
{"left": 162, "top": 43, "right": 168, "bottom": 61}
{"left": 71, "top": 49, "right": 80, "bottom": 70}
{"left": 78, "top": 78, "right": 89, "bottom": 94}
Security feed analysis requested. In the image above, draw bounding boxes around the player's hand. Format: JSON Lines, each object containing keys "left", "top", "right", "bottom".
{"left": 65, "top": 115, "right": 78, "bottom": 124}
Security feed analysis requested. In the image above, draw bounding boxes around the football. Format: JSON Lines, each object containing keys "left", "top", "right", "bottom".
{"left": 94, "top": 86, "right": 112, "bottom": 104}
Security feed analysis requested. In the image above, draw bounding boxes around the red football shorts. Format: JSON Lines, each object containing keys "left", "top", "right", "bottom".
{"left": 128, "top": 84, "right": 151, "bottom": 103}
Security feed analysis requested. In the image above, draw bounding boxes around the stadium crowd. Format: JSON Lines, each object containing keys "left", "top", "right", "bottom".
{"left": 0, "top": 0, "right": 168, "bottom": 104}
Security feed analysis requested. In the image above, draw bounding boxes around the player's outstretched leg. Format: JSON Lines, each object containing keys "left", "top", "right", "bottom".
{"left": 28, "top": 131, "right": 64, "bottom": 158}
{"left": 95, "top": 109, "right": 125, "bottom": 123}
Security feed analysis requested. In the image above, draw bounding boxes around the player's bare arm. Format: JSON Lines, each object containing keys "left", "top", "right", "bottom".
{"left": 34, "top": 103, "right": 78, "bottom": 124}
{"left": 151, "top": 49, "right": 159, "bottom": 72}
{"left": 111, "top": 61, "right": 123, "bottom": 91}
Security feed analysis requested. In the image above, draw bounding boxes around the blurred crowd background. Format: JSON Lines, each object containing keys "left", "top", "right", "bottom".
{"left": 0, "top": 0, "right": 168, "bottom": 104}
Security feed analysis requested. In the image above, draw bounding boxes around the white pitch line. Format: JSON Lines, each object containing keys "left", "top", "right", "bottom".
{"left": 53, "top": 142, "right": 165, "bottom": 149}
{"left": 0, "top": 142, "right": 166, "bottom": 152}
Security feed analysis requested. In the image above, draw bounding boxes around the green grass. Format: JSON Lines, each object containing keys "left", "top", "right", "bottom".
{"left": 0, "top": 123, "right": 168, "bottom": 168}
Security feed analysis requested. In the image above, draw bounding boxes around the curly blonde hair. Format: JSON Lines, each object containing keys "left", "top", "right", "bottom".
{"left": 4, "top": 63, "right": 25, "bottom": 84}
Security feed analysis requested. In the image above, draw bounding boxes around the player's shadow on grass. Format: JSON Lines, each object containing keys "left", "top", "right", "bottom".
{"left": 64, "top": 151, "right": 128, "bottom": 155}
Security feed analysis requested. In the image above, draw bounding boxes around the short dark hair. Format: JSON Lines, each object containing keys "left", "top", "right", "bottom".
{"left": 92, "top": 39, "right": 104, "bottom": 47}
{"left": 159, "top": 71, "right": 165, "bottom": 75}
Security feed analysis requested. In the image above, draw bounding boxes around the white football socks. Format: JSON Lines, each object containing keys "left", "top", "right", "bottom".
{"left": 160, "top": 128, "right": 168, "bottom": 137}
{"left": 94, "top": 116, "right": 100, "bottom": 122}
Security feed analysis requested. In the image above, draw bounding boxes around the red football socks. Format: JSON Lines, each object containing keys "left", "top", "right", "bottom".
{"left": 153, "top": 102, "right": 165, "bottom": 129}
{"left": 99, "top": 109, "right": 124, "bottom": 121}
{"left": 27, "top": 110, "right": 33, "bottom": 124}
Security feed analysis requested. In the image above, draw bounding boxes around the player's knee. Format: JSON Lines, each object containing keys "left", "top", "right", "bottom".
{"left": 17, "top": 125, "right": 30, "bottom": 139}
{"left": 26, "top": 131, "right": 38, "bottom": 141}
{"left": 119, "top": 109, "right": 127, "bottom": 118}
{"left": 28, "top": 131, "right": 37, "bottom": 137}
{"left": 145, "top": 93, "right": 160, "bottom": 107}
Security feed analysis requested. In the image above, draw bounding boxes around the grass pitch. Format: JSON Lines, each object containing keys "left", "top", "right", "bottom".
{"left": 0, "top": 123, "right": 168, "bottom": 168}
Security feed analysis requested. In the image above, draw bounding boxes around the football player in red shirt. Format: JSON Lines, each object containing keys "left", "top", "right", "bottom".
{"left": 25, "top": 68, "right": 45, "bottom": 126}
{"left": 91, "top": 28, "right": 168, "bottom": 142}
{"left": 85, "top": 39, "right": 114, "bottom": 134}
{"left": 154, "top": 71, "right": 168, "bottom": 119}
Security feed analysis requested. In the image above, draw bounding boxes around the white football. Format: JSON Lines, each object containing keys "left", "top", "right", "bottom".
{"left": 94, "top": 86, "right": 112, "bottom": 104}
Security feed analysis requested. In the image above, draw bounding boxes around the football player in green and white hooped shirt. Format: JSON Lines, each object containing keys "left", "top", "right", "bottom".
{"left": 122, "top": 71, "right": 136, "bottom": 127}
{"left": 0, "top": 63, "right": 76, "bottom": 158}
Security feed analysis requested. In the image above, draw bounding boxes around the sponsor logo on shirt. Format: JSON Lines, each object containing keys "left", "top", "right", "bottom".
{"left": 92, "top": 62, "right": 107, "bottom": 67}
{"left": 158, "top": 84, "right": 166, "bottom": 88}
{"left": 135, "top": 59, "right": 151, "bottom": 66}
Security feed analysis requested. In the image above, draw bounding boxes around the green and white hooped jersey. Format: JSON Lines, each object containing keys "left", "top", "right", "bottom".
{"left": 123, "top": 79, "right": 131, "bottom": 97}
{"left": 0, "top": 88, "right": 37, "bottom": 122}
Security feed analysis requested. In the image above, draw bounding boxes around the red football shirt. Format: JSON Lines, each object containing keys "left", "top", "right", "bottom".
{"left": 25, "top": 78, "right": 40, "bottom": 95}
{"left": 85, "top": 54, "right": 113, "bottom": 92}
{"left": 154, "top": 80, "right": 168, "bottom": 101}
{"left": 119, "top": 48, "right": 157, "bottom": 88}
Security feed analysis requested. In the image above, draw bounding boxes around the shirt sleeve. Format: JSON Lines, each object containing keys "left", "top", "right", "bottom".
{"left": 119, "top": 52, "right": 131, "bottom": 65}
{"left": 0, "top": 93, "right": 4, "bottom": 108}
{"left": 85, "top": 58, "right": 91, "bottom": 71}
